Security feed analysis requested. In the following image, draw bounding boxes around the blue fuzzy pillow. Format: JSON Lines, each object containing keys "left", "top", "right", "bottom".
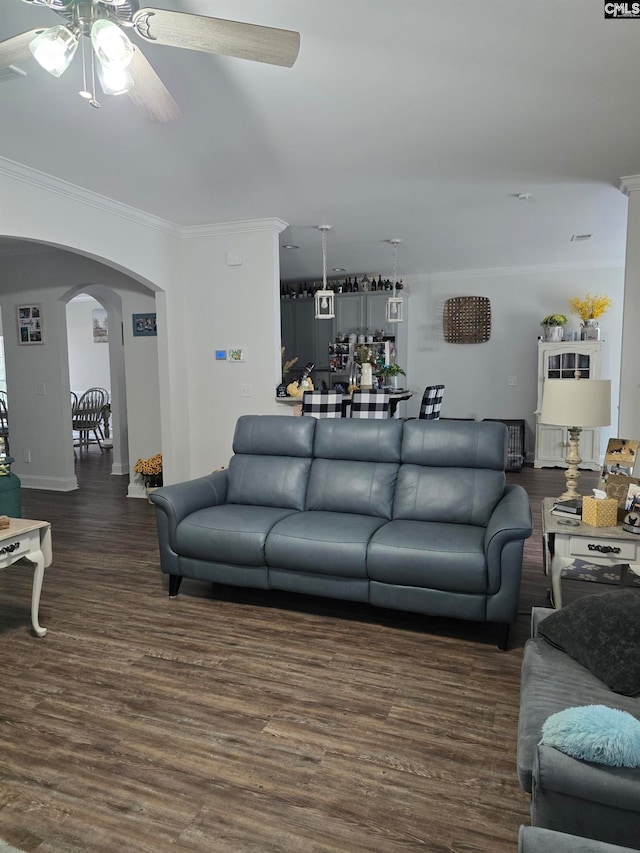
{"left": 541, "top": 705, "right": 640, "bottom": 767}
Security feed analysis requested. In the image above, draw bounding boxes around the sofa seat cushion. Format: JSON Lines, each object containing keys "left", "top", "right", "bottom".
{"left": 367, "top": 520, "right": 487, "bottom": 592}
{"left": 175, "top": 505, "right": 297, "bottom": 566}
{"left": 266, "top": 511, "right": 387, "bottom": 578}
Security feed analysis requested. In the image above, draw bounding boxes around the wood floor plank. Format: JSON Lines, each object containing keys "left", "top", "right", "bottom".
{"left": 0, "top": 451, "right": 598, "bottom": 851}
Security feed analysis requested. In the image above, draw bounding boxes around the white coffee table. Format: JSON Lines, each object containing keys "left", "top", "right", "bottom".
{"left": 0, "top": 518, "right": 52, "bottom": 636}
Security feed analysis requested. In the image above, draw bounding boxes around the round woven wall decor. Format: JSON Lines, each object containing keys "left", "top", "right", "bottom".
{"left": 443, "top": 296, "right": 491, "bottom": 344}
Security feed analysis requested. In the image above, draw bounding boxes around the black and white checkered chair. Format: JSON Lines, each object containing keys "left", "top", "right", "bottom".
{"left": 350, "top": 389, "right": 390, "bottom": 419}
{"left": 418, "top": 384, "right": 445, "bottom": 420}
{"left": 302, "top": 390, "right": 344, "bottom": 418}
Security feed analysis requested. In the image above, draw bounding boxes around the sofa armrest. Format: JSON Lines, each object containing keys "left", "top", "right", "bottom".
{"left": 483, "top": 485, "right": 533, "bottom": 607}
{"left": 150, "top": 470, "right": 228, "bottom": 553}
{"left": 484, "top": 484, "right": 533, "bottom": 555}
{"left": 530, "top": 606, "right": 554, "bottom": 638}
{"left": 532, "top": 744, "right": 640, "bottom": 846}
{"left": 519, "top": 825, "right": 639, "bottom": 853}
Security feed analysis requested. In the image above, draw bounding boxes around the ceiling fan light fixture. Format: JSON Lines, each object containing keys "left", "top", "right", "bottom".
{"left": 96, "top": 58, "right": 133, "bottom": 95}
{"left": 91, "top": 19, "right": 134, "bottom": 70}
{"left": 29, "top": 25, "right": 78, "bottom": 77}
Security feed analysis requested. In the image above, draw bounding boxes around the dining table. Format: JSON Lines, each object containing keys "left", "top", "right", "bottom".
{"left": 275, "top": 389, "right": 414, "bottom": 418}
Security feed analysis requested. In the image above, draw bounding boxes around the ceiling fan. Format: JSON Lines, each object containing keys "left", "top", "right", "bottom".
{"left": 0, "top": 0, "right": 300, "bottom": 122}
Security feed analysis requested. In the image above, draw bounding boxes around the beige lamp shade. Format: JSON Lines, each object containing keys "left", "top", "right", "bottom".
{"left": 540, "top": 379, "right": 611, "bottom": 428}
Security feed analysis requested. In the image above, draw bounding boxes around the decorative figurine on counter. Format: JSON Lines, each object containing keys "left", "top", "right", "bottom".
{"left": 286, "top": 362, "right": 315, "bottom": 398}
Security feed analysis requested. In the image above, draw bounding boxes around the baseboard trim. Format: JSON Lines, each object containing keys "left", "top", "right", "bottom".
{"left": 19, "top": 475, "right": 78, "bottom": 492}
{"left": 110, "top": 463, "right": 129, "bottom": 476}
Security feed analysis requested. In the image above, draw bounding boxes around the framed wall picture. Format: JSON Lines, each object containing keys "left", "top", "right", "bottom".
{"left": 17, "top": 303, "right": 44, "bottom": 345}
{"left": 132, "top": 313, "right": 157, "bottom": 337}
{"left": 92, "top": 308, "right": 108, "bottom": 343}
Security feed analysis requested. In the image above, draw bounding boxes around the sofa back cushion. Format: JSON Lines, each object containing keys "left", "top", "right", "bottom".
{"left": 306, "top": 419, "right": 403, "bottom": 518}
{"left": 227, "top": 415, "right": 315, "bottom": 510}
{"left": 394, "top": 420, "right": 507, "bottom": 526}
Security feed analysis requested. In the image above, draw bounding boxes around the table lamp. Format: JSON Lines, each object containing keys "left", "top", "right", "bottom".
{"left": 540, "top": 378, "right": 611, "bottom": 500}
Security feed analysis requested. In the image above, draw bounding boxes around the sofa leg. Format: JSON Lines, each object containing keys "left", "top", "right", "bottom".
{"left": 169, "top": 575, "right": 182, "bottom": 598}
{"left": 496, "top": 623, "right": 510, "bottom": 651}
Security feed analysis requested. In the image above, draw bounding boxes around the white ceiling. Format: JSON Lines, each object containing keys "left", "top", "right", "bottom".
{"left": 0, "top": 0, "right": 638, "bottom": 282}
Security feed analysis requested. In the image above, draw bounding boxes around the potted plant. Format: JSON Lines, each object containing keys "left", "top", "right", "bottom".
{"left": 278, "top": 347, "right": 298, "bottom": 397}
{"left": 540, "top": 314, "right": 568, "bottom": 342}
{"left": 568, "top": 294, "right": 612, "bottom": 340}
{"left": 376, "top": 363, "right": 406, "bottom": 391}
{"left": 134, "top": 453, "right": 163, "bottom": 502}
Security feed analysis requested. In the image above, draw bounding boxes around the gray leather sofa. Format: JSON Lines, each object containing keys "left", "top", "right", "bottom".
{"left": 150, "top": 415, "right": 533, "bottom": 648}
{"left": 517, "top": 608, "right": 640, "bottom": 847}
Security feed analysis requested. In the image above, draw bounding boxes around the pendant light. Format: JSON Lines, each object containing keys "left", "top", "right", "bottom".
{"left": 385, "top": 238, "right": 404, "bottom": 323}
{"left": 314, "top": 225, "right": 335, "bottom": 319}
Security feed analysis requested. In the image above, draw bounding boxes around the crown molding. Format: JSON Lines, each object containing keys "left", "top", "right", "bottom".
{"left": 0, "top": 157, "right": 289, "bottom": 242}
{"left": 0, "top": 156, "right": 180, "bottom": 236}
{"left": 620, "top": 175, "right": 640, "bottom": 196}
{"left": 179, "top": 218, "right": 289, "bottom": 239}
{"left": 423, "top": 260, "right": 625, "bottom": 282}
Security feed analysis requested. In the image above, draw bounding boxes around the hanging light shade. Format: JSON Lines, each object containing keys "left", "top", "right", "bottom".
{"left": 29, "top": 25, "right": 78, "bottom": 77}
{"left": 314, "top": 225, "right": 335, "bottom": 319}
{"left": 96, "top": 58, "right": 134, "bottom": 95}
{"left": 91, "top": 19, "right": 134, "bottom": 70}
{"left": 385, "top": 238, "right": 404, "bottom": 323}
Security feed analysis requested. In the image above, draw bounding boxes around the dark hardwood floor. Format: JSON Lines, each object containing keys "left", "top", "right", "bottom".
{"left": 0, "top": 451, "right": 598, "bottom": 852}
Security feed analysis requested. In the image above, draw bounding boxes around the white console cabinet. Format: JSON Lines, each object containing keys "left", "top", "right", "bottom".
{"left": 534, "top": 341, "right": 603, "bottom": 470}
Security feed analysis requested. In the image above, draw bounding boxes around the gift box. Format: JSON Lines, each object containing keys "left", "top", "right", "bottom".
{"left": 582, "top": 496, "right": 619, "bottom": 527}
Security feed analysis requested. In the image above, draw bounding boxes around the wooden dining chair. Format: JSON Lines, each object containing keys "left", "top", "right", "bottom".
{"left": 72, "top": 387, "right": 108, "bottom": 452}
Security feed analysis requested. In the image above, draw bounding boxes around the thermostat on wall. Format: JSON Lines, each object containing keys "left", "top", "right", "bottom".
{"left": 227, "top": 348, "right": 245, "bottom": 363}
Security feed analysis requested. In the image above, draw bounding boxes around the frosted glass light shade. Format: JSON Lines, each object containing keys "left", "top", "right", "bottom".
{"left": 29, "top": 25, "right": 78, "bottom": 77}
{"left": 96, "top": 59, "right": 133, "bottom": 95}
{"left": 314, "top": 288, "right": 335, "bottom": 319}
{"left": 540, "top": 379, "right": 611, "bottom": 427}
{"left": 91, "top": 19, "right": 134, "bottom": 69}
{"left": 385, "top": 296, "right": 404, "bottom": 323}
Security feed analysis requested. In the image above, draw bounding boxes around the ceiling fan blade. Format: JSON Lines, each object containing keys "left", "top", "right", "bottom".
{"left": 0, "top": 29, "right": 43, "bottom": 69}
{"left": 132, "top": 8, "right": 300, "bottom": 68}
{"left": 127, "top": 45, "right": 182, "bottom": 123}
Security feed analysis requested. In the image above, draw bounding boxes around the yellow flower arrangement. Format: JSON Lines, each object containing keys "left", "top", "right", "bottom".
{"left": 134, "top": 453, "right": 163, "bottom": 487}
{"left": 568, "top": 293, "right": 612, "bottom": 322}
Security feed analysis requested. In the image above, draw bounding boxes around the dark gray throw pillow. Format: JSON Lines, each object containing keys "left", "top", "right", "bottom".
{"left": 539, "top": 590, "right": 640, "bottom": 696}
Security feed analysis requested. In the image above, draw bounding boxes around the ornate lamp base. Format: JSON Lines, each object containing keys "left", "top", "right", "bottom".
{"left": 559, "top": 425, "right": 583, "bottom": 501}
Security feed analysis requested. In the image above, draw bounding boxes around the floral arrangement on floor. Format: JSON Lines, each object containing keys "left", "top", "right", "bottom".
{"left": 134, "top": 453, "right": 163, "bottom": 488}
{"left": 541, "top": 314, "right": 568, "bottom": 327}
{"left": 568, "top": 294, "right": 612, "bottom": 322}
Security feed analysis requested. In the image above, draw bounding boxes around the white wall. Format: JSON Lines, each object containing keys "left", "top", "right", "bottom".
{"left": 405, "top": 265, "right": 625, "bottom": 460}
{"left": 67, "top": 296, "right": 111, "bottom": 397}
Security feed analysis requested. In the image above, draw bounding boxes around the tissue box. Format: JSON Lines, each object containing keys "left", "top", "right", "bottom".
{"left": 582, "top": 496, "right": 619, "bottom": 527}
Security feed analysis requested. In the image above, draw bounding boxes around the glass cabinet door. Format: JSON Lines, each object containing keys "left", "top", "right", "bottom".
{"left": 545, "top": 350, "right": 591, "bottom": 380}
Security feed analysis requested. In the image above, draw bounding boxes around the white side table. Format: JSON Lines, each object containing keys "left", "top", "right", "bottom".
{"left": 0, "top": 518, "right": 52, "bottom": 636}
{"left": 542, "top": 498, "right": 640, "bottom": 608}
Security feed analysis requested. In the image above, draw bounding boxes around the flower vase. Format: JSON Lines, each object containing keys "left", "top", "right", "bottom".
{"left": 391, "top": 374, "right": 403, "bottom": 391}
{"left": 360, "top": 363, "right": 373, "bottom": 389}
{"left": 543, "top": 325, "right": 564, "bottom": 342}
{"left": 146, "top": 486, "right": 160, "bottom": 504}
{"left": 581, "top": 319, "right": 601, "bottom": 341}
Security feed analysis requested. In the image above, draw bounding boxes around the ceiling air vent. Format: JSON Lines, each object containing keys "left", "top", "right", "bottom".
{"left": 571, "top": 234, "right": 592, "bottom": 242}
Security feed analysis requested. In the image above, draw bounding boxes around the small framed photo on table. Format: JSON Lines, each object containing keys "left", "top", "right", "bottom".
{"left": 17, "top": 304, "right": 44, "bottom": 345}
{"left": 132, "top": 313, "right": 157, "bottom": 337}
